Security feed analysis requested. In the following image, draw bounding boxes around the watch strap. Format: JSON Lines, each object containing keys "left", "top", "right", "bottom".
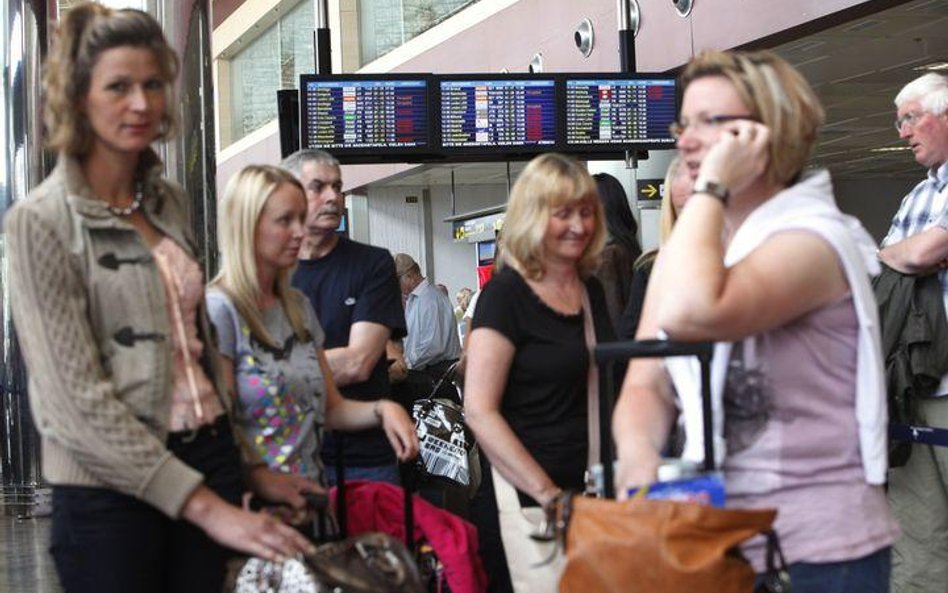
{"left": 693, "top": 180, "right": 730, "bottom": 203}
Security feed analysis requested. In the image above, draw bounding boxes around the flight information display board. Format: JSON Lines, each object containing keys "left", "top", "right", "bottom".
{"left": 563, "top": 75, "right": 677, "bottom": 151}
{"left": 438, "top": 77, "right": 557, "bottom": 152}
{"left": 300, "top": 74, "right": 431, "bottom": 160}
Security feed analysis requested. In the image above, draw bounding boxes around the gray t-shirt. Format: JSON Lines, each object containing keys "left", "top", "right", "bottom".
{"left": 207, "top": 288, "right": 327, "bottom": 483}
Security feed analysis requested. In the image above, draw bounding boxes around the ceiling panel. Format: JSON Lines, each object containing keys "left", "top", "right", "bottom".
{"left": 771, "top": 0, "right": 948, "bottom": 179}
{"left": 371, "top": 0, "right": 944, "bottom": 190}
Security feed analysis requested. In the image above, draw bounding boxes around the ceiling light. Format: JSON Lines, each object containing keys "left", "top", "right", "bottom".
{"left": 869, "top": 146, "right": 911, "bottom": 153}
{"left": 914, "top": 62, "right": 948, "bottom": 72}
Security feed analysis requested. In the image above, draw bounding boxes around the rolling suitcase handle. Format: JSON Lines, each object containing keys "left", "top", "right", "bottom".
{"left": 593, "top": 339, "right": 714, "bottom": 498}
{"left": 332, "top": 431, "right": 417, "bottom": 554}
{"left": 399, "top": 462, "right": 416, "bottom": 552}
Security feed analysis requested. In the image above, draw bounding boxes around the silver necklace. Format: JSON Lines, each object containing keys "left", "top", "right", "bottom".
{"left": 106, "top": 182, "right": 144, "bottom": 216}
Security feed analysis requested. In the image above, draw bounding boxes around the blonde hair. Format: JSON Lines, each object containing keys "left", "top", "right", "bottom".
{"left": 659, "top": 157, "right": 682, "bottom": 245}
{"left": 635, "top": 157, "right": 685, "bottom": 271}
{"left": 681, "top": 50, "right": 825, "bottom": 187}
{"left": 211, "top": 165, "right": 310, "bottom": 348}
{"left": 456, "top": 287, "right": 473, "bottom": 311}
{"left": 43, "top": 2, "right": 179, "bottom": 157}
{"left": 497, "top": 153, "right": 606, "bottom": 280}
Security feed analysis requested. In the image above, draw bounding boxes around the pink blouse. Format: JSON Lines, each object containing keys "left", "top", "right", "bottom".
{"left": 152, "top": 238, "right": 223, "bottom": 431}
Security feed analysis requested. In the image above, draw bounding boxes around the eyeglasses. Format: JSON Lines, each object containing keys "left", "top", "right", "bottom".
{"left": 895, "top": 111, "right": 925, "bottom": 132}
{"left": 668, "top": 114, "right": 760, "bottom": 139}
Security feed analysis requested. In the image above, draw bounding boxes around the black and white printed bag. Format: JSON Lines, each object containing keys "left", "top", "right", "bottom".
{"left": 411, "top": 364, "right": 482, "bottom": 496}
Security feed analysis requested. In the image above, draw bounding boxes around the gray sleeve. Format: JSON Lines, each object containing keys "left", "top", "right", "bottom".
{"left": 300, "top": 297, "right": 325, "bottom": 350}
{"left": 206, "top": 289, "right": 239, "bottom": 360}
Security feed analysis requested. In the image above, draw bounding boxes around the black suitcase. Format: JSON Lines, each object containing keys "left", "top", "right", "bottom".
{"left": 592, "top": 339, "right": 714, "bottom": 498}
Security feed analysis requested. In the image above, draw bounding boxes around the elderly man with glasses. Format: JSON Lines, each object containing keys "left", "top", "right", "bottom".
{"left": 878, "top": 72, "right": 948, "bottom": 593}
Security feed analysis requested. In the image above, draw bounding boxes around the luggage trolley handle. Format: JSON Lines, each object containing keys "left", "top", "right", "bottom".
{"left": 421, "top": 360, "right": 462, "bottom": 404}
{"left": 594, "top": 339, "right": 714, "bottom": 499}
{"left": 333, "top": 432, "right": 418, "bottom": 554}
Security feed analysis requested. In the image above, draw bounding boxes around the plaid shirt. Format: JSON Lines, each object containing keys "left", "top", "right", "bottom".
{"left": 882, "top": 161, "right": 948, "bottom": 394}
{"left": 882, "top": 160, "right": 948, "bottom": 272}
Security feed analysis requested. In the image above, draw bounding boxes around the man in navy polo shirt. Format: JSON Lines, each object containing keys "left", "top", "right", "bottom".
{"left": 282, "top": 149, "right": 407, "bottom": 485}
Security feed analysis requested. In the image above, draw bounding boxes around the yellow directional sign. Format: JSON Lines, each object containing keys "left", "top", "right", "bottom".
{"left": 453, "top": 211, "right": 506, "bottom": 243}
{"left": 636, "top": 178, "right": 664, "bottom": 201}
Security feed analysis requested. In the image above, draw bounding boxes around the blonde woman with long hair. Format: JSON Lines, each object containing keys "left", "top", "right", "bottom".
{"left": 617, "top": 157, "right": 694, "bottom": 339}
{"left": 208, "top": 165, "right": 418, "bottom": 489}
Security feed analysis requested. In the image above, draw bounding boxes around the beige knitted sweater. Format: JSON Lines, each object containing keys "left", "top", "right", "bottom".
{"left": 5, "top": 152, "right": 234, "bottom": 518}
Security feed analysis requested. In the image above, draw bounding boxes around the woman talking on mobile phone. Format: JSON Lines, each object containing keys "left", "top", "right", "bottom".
{"left": 612, "top": 50, "right": 899, "bottom": 592}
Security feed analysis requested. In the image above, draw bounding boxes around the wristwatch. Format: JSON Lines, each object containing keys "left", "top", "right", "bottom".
{"left": 692, "top": 179, "right": 730, "bottom": 204}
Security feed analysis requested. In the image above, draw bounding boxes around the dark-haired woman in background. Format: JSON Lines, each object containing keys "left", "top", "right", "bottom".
{"left": 592, "top": 172, "right": 642, "bottom": 334}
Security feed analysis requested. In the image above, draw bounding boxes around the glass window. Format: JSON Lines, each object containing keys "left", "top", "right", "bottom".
{"left": 359, "top": 0, "right": 477, "bottom": 65}
{"left": 281, "top": 0, "right": 317, "bottom": 89}
{"left": 229, "top": 0, "right": 315, "bottom": 144}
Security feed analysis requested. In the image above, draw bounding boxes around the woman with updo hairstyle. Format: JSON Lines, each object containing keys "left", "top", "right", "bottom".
{"left": 465, "top": 153, "right": 614, "bottom": 593}
{"left": 4, "top": 4, "right": 317, "bottom": 592}
{"left": 613, "top": 50, "right": 899, "bottom": 591}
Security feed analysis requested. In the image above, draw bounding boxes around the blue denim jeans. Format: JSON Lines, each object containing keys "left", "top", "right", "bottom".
{"left": 323, "top": 463, "right": 401, "bottom": 486}
{"left": 756, "top": 546, "right": 891, "bottom": 593}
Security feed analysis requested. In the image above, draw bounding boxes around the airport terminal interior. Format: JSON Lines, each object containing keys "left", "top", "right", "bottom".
{"left": 2, "top": 0, "right": 947, "bottom": 591}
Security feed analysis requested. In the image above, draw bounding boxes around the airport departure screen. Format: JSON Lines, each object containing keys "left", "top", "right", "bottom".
{"left": 302, "top": 79, "right": 429, "bottom": 149}
{"left": 440, "top": 79, "right": 557, "bottom": 148}
{"left": 565, "top": 78, "right": 677, "bottom": 147}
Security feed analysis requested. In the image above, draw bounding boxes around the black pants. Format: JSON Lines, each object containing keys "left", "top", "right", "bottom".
{"left": 50, "top": 415, "right": 243, "bottom": 593}
{"left": 469, "top": 457, "right": 514, "bottom": 593}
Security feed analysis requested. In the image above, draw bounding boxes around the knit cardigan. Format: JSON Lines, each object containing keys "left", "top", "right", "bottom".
{"left": 5, "top": 151, "right": 254, "bottom": 518}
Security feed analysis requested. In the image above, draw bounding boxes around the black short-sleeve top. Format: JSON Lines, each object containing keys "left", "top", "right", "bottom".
{"left": 472, "top": 267, "right": 614, "bottom": 492}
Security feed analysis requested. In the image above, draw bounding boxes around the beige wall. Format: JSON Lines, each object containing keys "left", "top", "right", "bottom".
{"left": 213, "top": 0, "right": 887, "bottom": 189}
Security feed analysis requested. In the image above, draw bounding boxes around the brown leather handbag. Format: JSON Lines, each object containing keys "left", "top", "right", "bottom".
{"left": 559, "top": 496, "right": 777, "bottom": 593}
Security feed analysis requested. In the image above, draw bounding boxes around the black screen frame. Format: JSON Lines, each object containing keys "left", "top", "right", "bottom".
{"left": 558, "top": 72, "right": 679, "bottom": 157}
{"left": 433, "top": 73, "right": 561, "bottom": 160}
{"left": 298, "top": 73, "right": 435, "bottom": 164}
{"left": 277, "top": 89, "right": 300, "bottom": 159}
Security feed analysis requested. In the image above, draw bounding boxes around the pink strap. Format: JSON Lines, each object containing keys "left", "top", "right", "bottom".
{"left": 581, "top": 288, "right": 600, "bottom": 469}
{"left": 153, "top": 251, "right": 205, "bottom": 422}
